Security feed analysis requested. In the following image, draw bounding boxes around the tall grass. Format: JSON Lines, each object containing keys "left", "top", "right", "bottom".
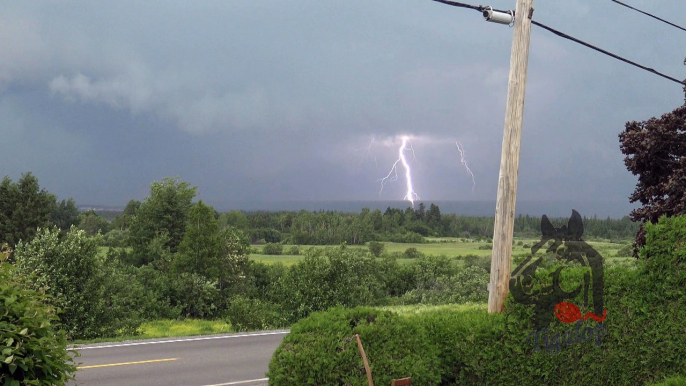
{"left": 72, "top": 319, "right": 233, "bottom": 344}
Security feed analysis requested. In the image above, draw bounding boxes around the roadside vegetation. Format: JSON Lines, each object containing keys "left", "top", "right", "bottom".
{"left": 72, "top": 319, "right": 233, "bottom": 345}
{"left": 0, "top": 173, "right": 638, "bottom": 338}
{"left": 268, "top": 215, "right": 686, "bottom": 385}
{"left": 0, "top": 173, "right": 663, "bottom": 385}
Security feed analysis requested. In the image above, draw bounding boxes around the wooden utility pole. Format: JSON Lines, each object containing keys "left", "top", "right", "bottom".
{"left": 488, "top": 0, "right": 535, "bottom": 313}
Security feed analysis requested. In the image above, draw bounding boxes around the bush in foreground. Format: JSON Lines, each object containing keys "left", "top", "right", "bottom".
{"left": 0, "top": 252, "right": 77, "bottom": 385}
{"left": 14, "top": 227, "right": 148, "bottom": 339}
{"left": 649, "top": 377, "right": 686, "bottom": 386}
{"left": 268, "top": 215, "right": 686, "bottom": 385}
{"left": 267, "top": 307, "right": 440, "bottom": 386}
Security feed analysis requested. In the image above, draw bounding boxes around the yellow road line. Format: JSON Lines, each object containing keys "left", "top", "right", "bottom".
{"left": 78, "top": 358, "right": 178, "bottom": 369}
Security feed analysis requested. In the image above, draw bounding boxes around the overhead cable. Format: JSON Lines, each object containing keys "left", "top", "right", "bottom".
{"left": 531, "top": 20, "right": 686, "bottom": 86}
{"left": 611, "top": 0, "right": 686, "bottom": 33}
{"left": 428, "top": 0, "right": 686, "bottom": 86}
{"left": 430, "top": 0, "right": 508, "bottom": 14}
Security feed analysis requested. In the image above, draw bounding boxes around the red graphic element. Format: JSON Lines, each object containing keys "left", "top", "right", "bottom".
{"left": 554, "top": 302, "right": 607, "bottom": 324}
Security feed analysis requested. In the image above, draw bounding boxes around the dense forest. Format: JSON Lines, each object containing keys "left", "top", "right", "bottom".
{"left": 219, "top": 205, "right": 639, "bottom": 245}
{"left": 95, "top": 202, "right": 640, "bottom": 248}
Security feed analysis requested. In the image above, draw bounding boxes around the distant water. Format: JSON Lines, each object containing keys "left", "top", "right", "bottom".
{"left": 219, "top": 200, "right": 638, "bottom": 219}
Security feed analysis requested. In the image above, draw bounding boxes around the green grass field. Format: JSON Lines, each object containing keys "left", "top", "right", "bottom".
{"left": 249, "top": 238, "right": 635, "bottom": 268}
{"left": 98, "top": 238, "right": 634, "bottom": 269}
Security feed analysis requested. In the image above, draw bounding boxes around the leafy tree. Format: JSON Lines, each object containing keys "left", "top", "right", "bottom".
{"left": 215, "top": 226, "right": 250, "bottom": 290}
{"left": 14, "top": 227, "right": 142, "bottom": 339}
{"left": 619, "top": 84, "right": 686, "bottom": 252}
{"left": 50, "top": 198, "right": 80, "bottom": 232}
{"left": 14, "top": 227, "right": 102, "bottom": 339}
{"left": 123, "top": 199, "right": 142, "bottom": 216}
{"left": 219, "top": 210, "right": 250, "bottom": 230}
{"left": 173, "top": 200, "right": 221, "bottom": 279}
{"left": 0, "top": 173, "right": 56, "bottom": 248}
{"left": 0, "top": 247, "right": 77, "bottom": 385}
{"left": 169, "top": 272, "right": 222, "bottom": 318}
{"left": 368, "top": 241, "right": 385, "bottom": 257}
{"left": 273, "top": 246, "right": 385, "bottom": 323}
{"left": 112, "top": 199, "right": 141, "bottom": 231}
{"left": 77, "top": 209, "right": 111, "bottom": 236}
{"left": 412, "top": 254, "right": 456, "bottom": 290}
{"left": 427, "top": 203, "right": 442, "bottom": 229}
{"left": 128, "top": 177, "right": 197, "bottom": 266}
{"left": 417, "top": 202, "right": 426, "bottom": 220}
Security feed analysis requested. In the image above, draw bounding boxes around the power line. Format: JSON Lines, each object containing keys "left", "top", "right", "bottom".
{"left": 428, "top": 0, "right": 686, "bottom": 86}
{"left": 531, "top": 20, "right": 686, "bottom": 86}
{"left": 430, "top": 0, "right": 482, "bottom": 12}
{"left": 430, "top": 0, "right": 508, "bottom": 14}
{"left": 611, "top": 0, "right": 686, "bottom": 33}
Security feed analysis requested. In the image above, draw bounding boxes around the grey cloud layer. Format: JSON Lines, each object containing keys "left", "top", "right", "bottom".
{"left": 1, "top": 0, "right": 684, "bottom": 210}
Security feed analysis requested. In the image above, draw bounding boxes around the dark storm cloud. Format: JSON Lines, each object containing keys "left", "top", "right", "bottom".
{"left": 0, "top": 0, "right": 684, "bottom": 213}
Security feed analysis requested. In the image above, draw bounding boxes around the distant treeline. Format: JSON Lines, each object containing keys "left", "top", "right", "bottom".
{"left": 212, "top": 203, "right": 639, "bottom": 245}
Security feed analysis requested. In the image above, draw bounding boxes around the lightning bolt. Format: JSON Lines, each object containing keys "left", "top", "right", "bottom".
{"left": 356, "top": 136, "right": 378, "bottom": 169}
{"left": 456, "top": 141, "right": 476, "bottom": 192}
{"left": 379, "top": 136, "right": 419, "bottom": 207}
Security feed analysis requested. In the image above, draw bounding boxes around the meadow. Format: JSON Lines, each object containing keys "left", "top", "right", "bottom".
{"left": 249, "top": 237, "right": 636, "bottom": 268}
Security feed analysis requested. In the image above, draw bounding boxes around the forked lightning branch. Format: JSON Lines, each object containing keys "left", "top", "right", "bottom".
{"left": 378, "top": 136, "right": 420, "bottom": 207}
{"left": 369, "top": 135, "right": 476, "bottom": 207}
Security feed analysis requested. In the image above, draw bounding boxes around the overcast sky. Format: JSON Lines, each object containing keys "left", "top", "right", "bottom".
{"left": 1, "top": 1, "right": 684, "bottom": 213}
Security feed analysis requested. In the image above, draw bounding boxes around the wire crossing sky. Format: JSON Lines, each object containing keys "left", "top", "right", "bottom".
{"left": 430, "top": 0, "right": 686, "bottom": 86}
{"left": 611, "top": 0, "right": 686, "bottom": 33}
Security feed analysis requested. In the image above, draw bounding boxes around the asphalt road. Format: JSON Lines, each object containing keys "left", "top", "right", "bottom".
{"left": 68, "top": 330, "right": 289, "bottom": 386}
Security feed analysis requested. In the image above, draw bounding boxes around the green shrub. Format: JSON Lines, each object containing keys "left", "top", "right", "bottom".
{"left": 403, "top": 247, "right": 423, "bottom": 259}
{"left": 0, "top": 252, "right": 77, "bottom": 385}
{"left": 272, "top": 247, "right": 386, "bottom": 323}
{"left": 102, "top": 229, "right": 129, "bottom": 248}
{"left": 224, "top": 295, "right": 286, "bottom": 331}
{"left": 263, "top": 243, "right": 284, "bottom": 255}
{"left": 419, "top": 307, "right": 505, "bottom": 385}
{"left": 649, "top": 376, "right": 686, "bottom": 386}
{"left": 464, "top": 254, "right": 491, "bottom": 272}
{"left": 376, "top": 256, "right": 416, "bottom": 297}
{"left": 286, "top": 245, "right": 300, "bottom": 255}
{"left": 367, "top": 241, "right": 384, "bottom": 257}
{"left": 14, "top": 227, "right": 146, "bottom": 339}
{"left": 615, "top": 244, "right": 633, "bottom": 257}
{"left": 383, "top": 232, "right": 425, "bottom": 243}
{"left": 477, "top": 244, "right": 493, "bottom": 250}
{"left": 168, "top": 273, "right": 222, "bottom": 319}
{"left": 267, "top": 307, "right": 440, "bottom": 386}
{"left": 400, "top": 266, "right": 489, "bottom": 305}
{"left": 412, "top": 255, "right": 456, "bottom": 290}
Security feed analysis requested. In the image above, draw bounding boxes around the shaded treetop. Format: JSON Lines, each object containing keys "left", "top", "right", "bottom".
{"left": 619, "top": 82, "right": 686, "bottom": 251}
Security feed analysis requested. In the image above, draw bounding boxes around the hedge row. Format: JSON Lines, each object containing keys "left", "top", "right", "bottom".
{"left": 267, "top": 307, "right": 440, "bottom": 385}
{"left": 268, "top": 215, "right": 686, "bottom": 386}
